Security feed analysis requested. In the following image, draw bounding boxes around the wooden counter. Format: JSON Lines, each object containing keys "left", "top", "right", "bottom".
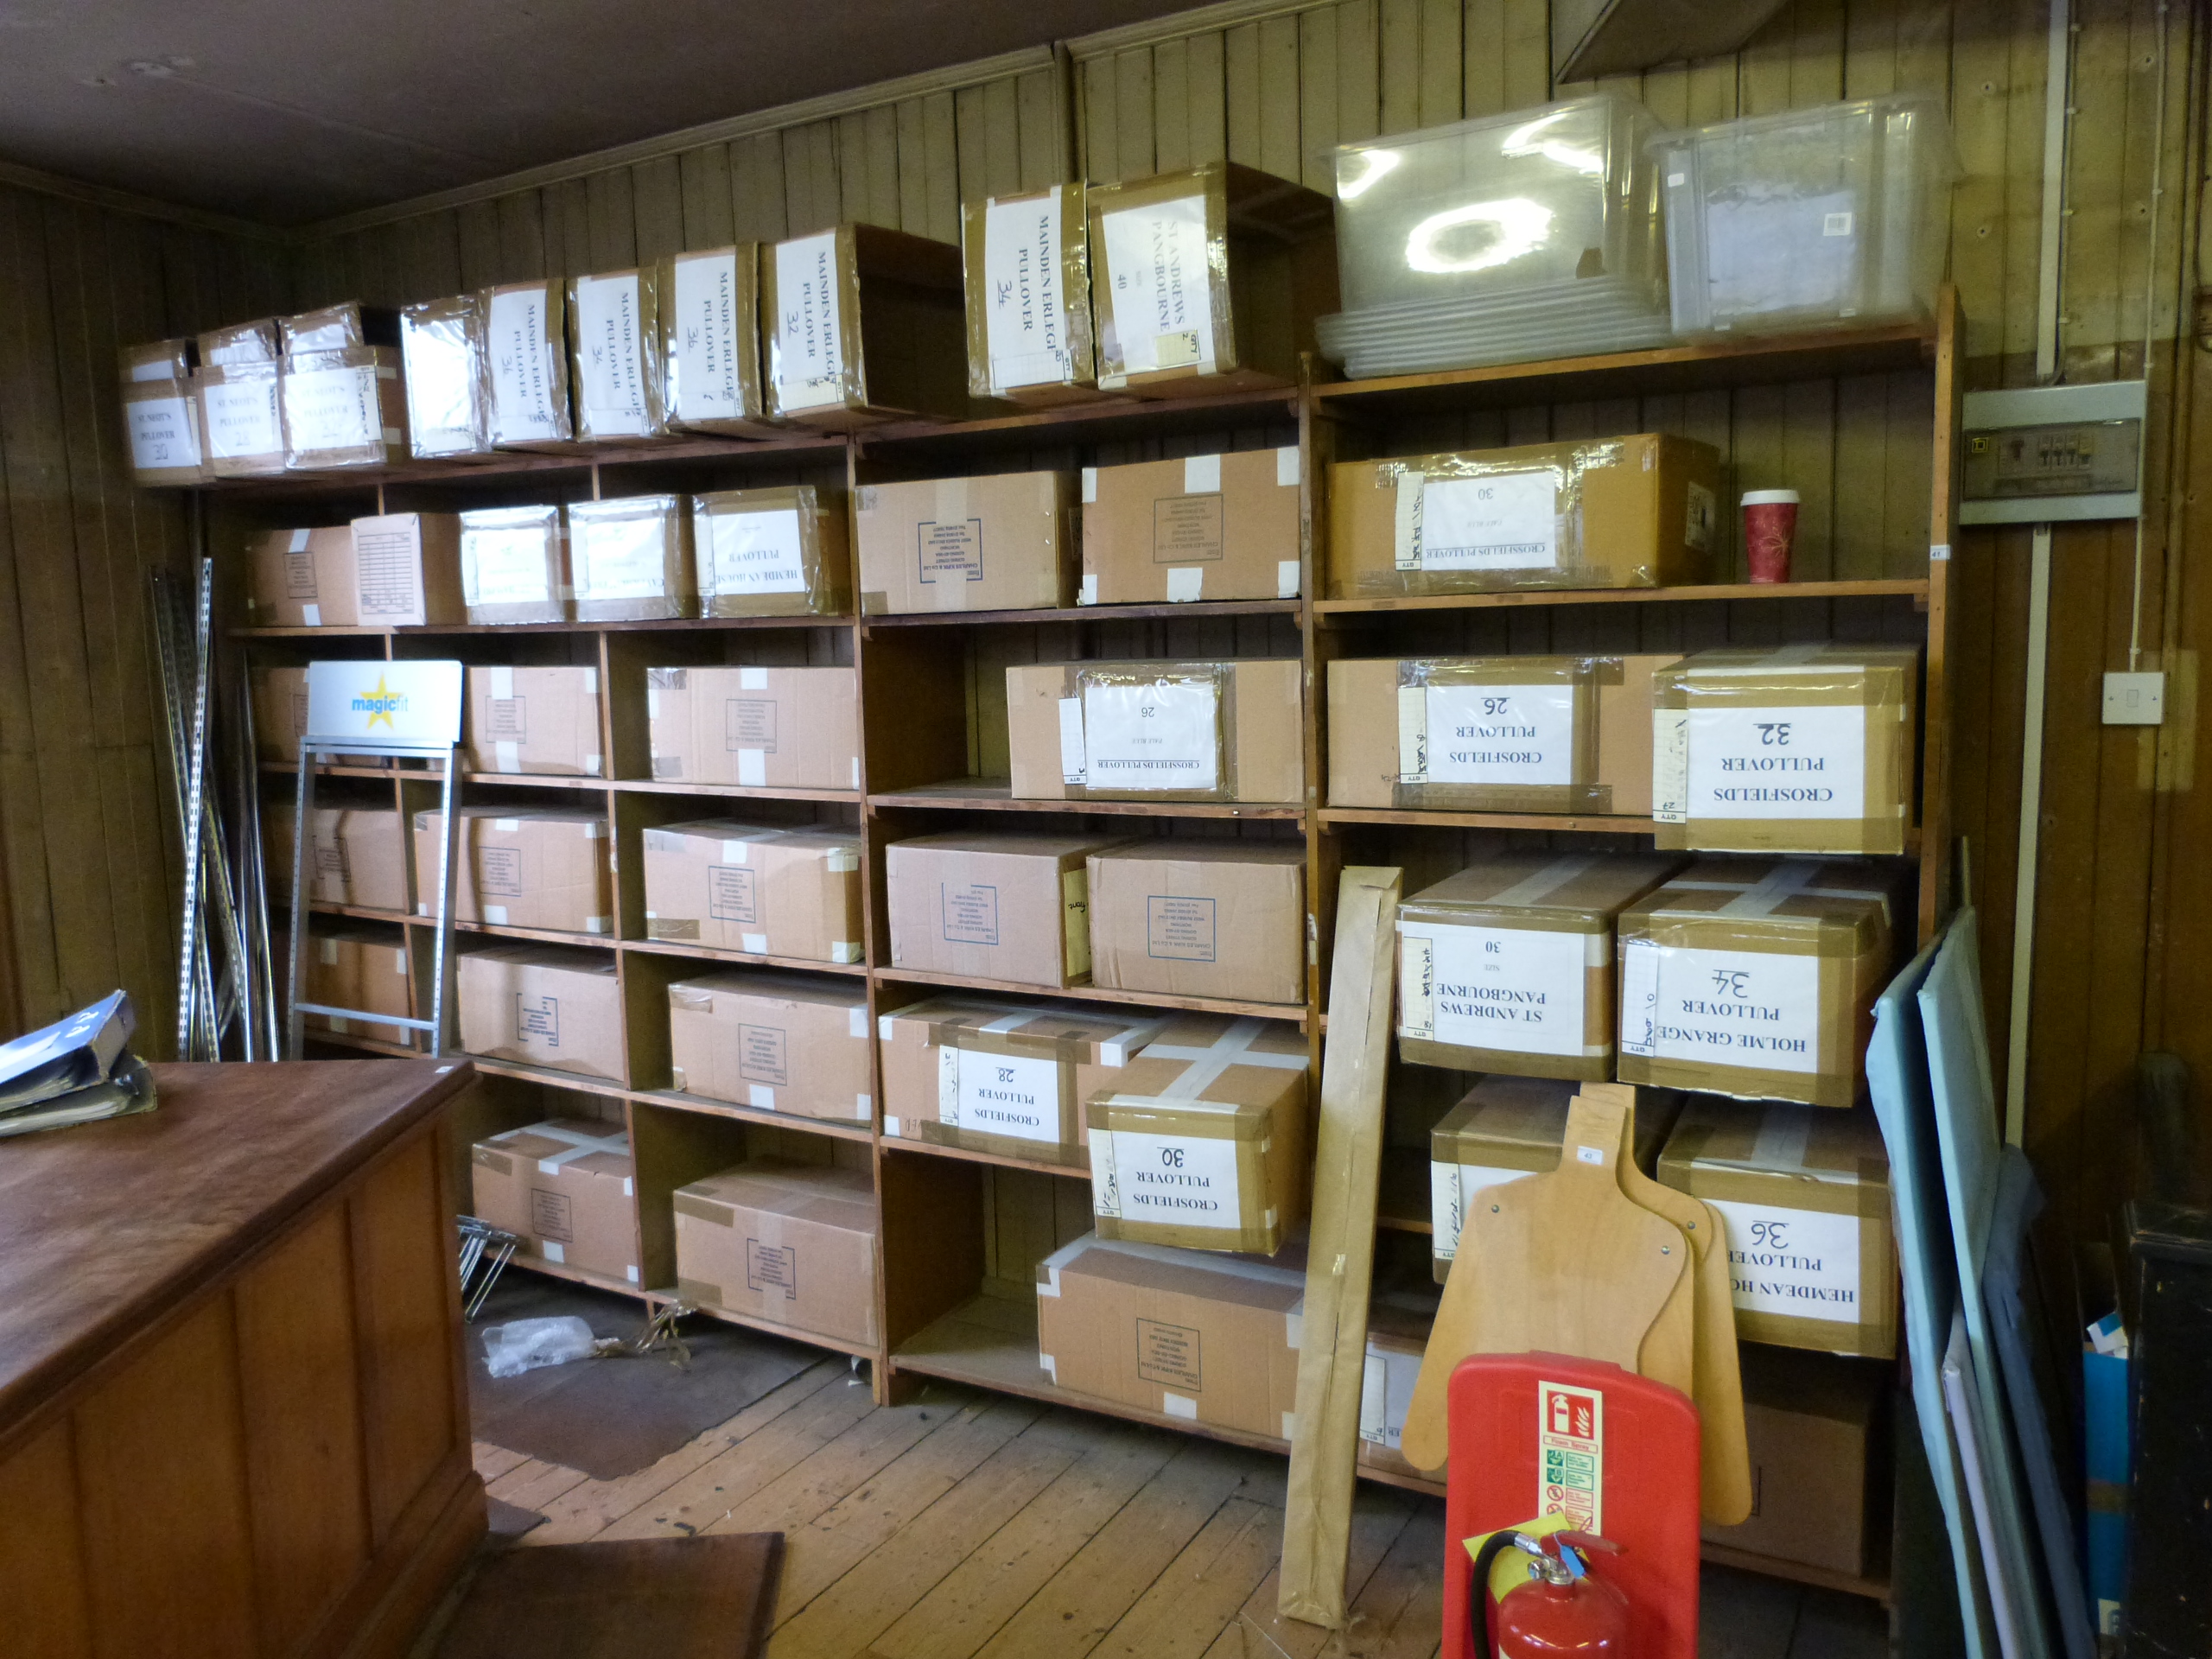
{"left": 0, "top": 1060, "right": 484, "bottom": 1659}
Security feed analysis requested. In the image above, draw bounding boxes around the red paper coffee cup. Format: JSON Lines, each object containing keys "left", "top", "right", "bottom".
{"left": 1743, "top": 490, "right": 1799, "bottom": 583}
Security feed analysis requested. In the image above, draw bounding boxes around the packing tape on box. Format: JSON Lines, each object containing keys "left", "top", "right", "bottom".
{"left": 1656, "top": 864, "right": 1892, "bottom": 920}
{"left": 1105, "top": 1016, "right": 1306, "bottom": 1104}
{"left": 1276, "top": 446, "right": 1300, "bottom": 487}
{"left": 1184, "top": 454, "right": 1221, "bottom": 494}
{"left": 491, "top": 1120, "right": 631, "bottom": 1174}
{"left": 1390, "top": 657, "right": 1607, "bottom": 813}
{"left": 1036, "top": 1230, "right": 1306, "bottom": 1300}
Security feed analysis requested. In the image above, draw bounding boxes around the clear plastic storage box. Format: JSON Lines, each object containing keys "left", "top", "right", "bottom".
{"left": 1656, "top": 94, "right": 1957, "bottom": 336}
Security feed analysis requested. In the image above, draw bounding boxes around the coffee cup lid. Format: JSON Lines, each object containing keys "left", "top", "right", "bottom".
{"left": 1741, "top": 490, "right": 1801, "bottom": 505}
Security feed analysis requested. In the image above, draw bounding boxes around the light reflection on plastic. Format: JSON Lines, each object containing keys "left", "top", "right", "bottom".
{"left": 1498, "top": 111, "right": 1605, "bottom": 178}
{"left": 1402, "top": 199, "right": 1555, "bottom": 274}
{"left": 1336, "top": 148, "right": 1402, "bottom": 200}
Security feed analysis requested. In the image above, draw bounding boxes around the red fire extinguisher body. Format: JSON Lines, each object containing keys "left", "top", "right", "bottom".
{"left": 1494, "top": 1570, "right": 1632, "bottom": 1657}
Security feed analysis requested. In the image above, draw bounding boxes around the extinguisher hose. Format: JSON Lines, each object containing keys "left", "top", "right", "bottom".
{"left": 1465, "top": 1531, "right": 1523, "bottom": 1659}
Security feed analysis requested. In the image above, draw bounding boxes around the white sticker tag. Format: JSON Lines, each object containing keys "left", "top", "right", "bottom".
{"left": 1091, "top": 1129, "right": 1240, "bottom": 1227}
{"left": 772, "top": 232, "right": 847, "bottom": 410}
{"left": 1401, "top": 922, "right": 1592, "bottom": 1058}
{"left": 284, "top": 364, "right": 381, "bottom": 453}
{"left": 1057, "top": 696, "right": 1087, "bottom": 785}
{"left": 671, "top": 249, "right": 744, "bottom": 421}
{"left": 575, "top": 515, "right": 668, "bottom": 601}
{"left": 1421, "top": 683, "right": 1578, "bottom": 787}
{"left": 1708, "top": 1199, "right": 1863, "bottom": 1325}
{"left": 1081, "top": 678, "right": 1219, "bottom": 793}
{"left": 1165, "top": 567, "right": 1203, "bottom": 602}
{"left": 1686, "top": 704, "right": 1867, "bottom": 820}
{"left": 983, "top": 188, "right": 1075, "bottom": 391}
{"left": 574, "top": 272, "right": 652, "bottom": 435}
{"left": 1620, "top": 938, "right": 1661, "bottom": 1057}
{"left": 1100, "top": 195, "right": 1216, "bottom": 375}
{"left": 463, "top": 526, "right": 556, "bottom": 605}
{"left": 944, "top": 1047, "right": 1065, "bottom": 1144}
{"left": 128, "top": 396, "right": 201, "bottom": 470}
{"left": 486, "top": 287, "right": 565, "bottom": 442}
{"left": 706, "top": 510, "right": 807, "bottom": 595}
{"left": 1431, "top": 1160, "right": 1536, "bottom": 1260}
{"left": 1276, "top": 560, "right": 1300, "bottom": 598}
{"left": 1420, "top": 473, "right": 1559, "bottom": 570}
{"left": 1276, "top": 446, "right": 1300, "bottom": 487}
{"left": 1630, "top": 944, "right": 1823, "bottom": 1073}
{"left": 1651, "top": 709, "right": 1689, "bottom": 823}
{"left": 202, "top": 376, "right": 283, "bottom": 459}
{"left": 1357, "top": 1343, "right": 1425, "bottom": 1450}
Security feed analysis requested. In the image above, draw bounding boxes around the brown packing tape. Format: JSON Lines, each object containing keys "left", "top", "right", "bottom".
{"left": 1088, "top": 165, "right": 1237, "bottom": 385}
{"left": 677, "top": 1277, "right": 728, "bottom": 1307}
{"left": 861, "top": 590, "right": 889, "bottom": 614}
{"left": 1095, "top": 1217, "right": 1283, "bottom": 1254}
{"left": 1397, "top": 1033, "right": 1612, "bottom": 1084}
{"left": 1391, "top": 656, "right": 1603, "bottom": 813}
{"left": 693, "top": 484, "right": 850, "bottom": 617}
{"left": 671, "top": 987, "right": 715, "bottom": 1013}
{"left": 474, "top": 1148, "right": 512, "bottom": 1173}
{"left": 962, "top": 182, "right": 1096, "bottom": 400}
{"left": 674, "top": 1193, "right": 735, "bottom": 1226}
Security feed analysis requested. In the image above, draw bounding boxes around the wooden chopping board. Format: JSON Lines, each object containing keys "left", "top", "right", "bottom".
{"left": 1402, "top": 1090, "right": 1689, "bottom": 1473}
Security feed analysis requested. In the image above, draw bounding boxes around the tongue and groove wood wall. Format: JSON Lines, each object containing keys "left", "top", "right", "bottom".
{"left": 0, "top": 0, "right": 2201, "bottom": 1237}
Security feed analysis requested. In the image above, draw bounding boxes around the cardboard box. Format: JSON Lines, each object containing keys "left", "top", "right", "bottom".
{"left": 673, "top": 1160, "right": 879, "bottom": 1344}
{"left": 264, "top": 801, "right": 408, "bottom": 912}
{"left": 457, "top": 945, "right": 625, "bottom": 1081}
{"left": 963, "top": 182, "right": 1098, "bottom": 404}
{"left": 661, "top": 245, "right": 780, "bottom": 437}
{"left": 1080, "top": 448, "right": 1301, "bottom": 606}
{"left": 855, "top": 471, "right": 1077, "bottom": 614}
{"left": 1328, "top": 655, "right": 1679, "bottom": 816}
{"left": 568, "top": 266, "right": 668, "bottom": 442}
{"left": 121, "top": 337, "right": 195, "bottom": 381}
{"left": 1036, "top": 1232, "right": 1303, "bottom": 1439}
{"left": 877, "top": 998, "right": 1169, "bottom": 1166}
{"left": 199, "top": 319, "right": 280, "bottom": 365}
{"left": 461, "top": 664, "right": 602, "bottom": 777}
{"left": 1086, "top": 1014, "right": 1311, "bottom": 1254}
{"left": 302, "top": 924, "right": 413, "bottom": 1045}
{"left": 199, "top": 360, "right": 286, "bottom": 477}
{"left": 1007, "top": 659, "right": 1304, "bottom": 804}
{"left": 1087, "top": 162, "right": 1338, "bottom": 396}
{"left": 245, "top": 526, "right": 359, "bottom": 627}
{"left": 761, "top": 223, "right": 968, "bottom": 429}
{"left": 691, "top": 486, "right": 851, "bottom": 618}
{"left": 470, "top": 1119, "right": 639, "bottom": 1286}
{"left": 1652, "top": 645, "right": 1922, "bottom": 857}
{"left": 569, "top": 493, "right": 696, "bottom": 622}
{"left": 281, "top": 302, "right": 400, "bottom": 354}
{"left": 644, "top": 665, "right": 859, "bottom": 791}
{"left": 642, "top": 823, "right": 863, "bottom": 963}
{"left": 1427, "top": 1075, "right": 1683, "bottom": 1281}
{"left": 1088, "top": 842, "right": 1307, "bottom": 1006}
{"left": 1357, "top": 1299, "right": 1434, "bottom": 1478}
{"left": 399, "top": 294, "right": 491, "bottom": 459}
{"left": 251, "top": 665, "right": 309, "bottom": 764}
{"left": 1618, "top": 858, "right": 1906, "bottom": 1109}
{"left": 667, "top": 972, "right": 872, "bottom": 1122}
{"left": 886, "top": 831, "right": 1133, "bottom": 987}
{"left": 1327, "top": 435, "right": 1722, "bottom": 597}
{"left": 411, "top": 807, "right": 612, "bottom": 934}
{"left": 1396, "top": 853, "right": 1683, "bottom": 1079}
{"left": 122, "top": 376, "right": 207, "bottom": 486}
{"left": 349, "top": 512, "right": 467, "bottom": 626}
{"left": 459, "top": 505, "right": 570, "bottom": 626}
{"left": 1700, "top": 1345, "right": 1888, "bottom": 1575}
{"left": 283, "top": 346, "right": 408, "bottom": 470}
{"left": 1659, "top": 1096, "right": 1897, "bottom": 1358}
{"left": 482, "top": 279, "right": 576, "bottom": 449}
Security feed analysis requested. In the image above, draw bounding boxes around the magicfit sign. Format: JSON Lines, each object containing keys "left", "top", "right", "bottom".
{"left": 303, "top": 659, "right": 463, "bottom": 749}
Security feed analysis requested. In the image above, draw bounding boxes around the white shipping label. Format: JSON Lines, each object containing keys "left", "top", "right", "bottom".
{"left": 1623, "top": 944, "right": 1823, "bottom": 1074}
{"left": 707, "top": 510, "right": 807, "bottom": 594}
{"left": 1686, "top": 703, "right": 1867, "bottom": 820}
{"left": 577, "top": 518, "right": 668, "bottom": 601}
{"left": 772, "top": 232, "right": 847, "bottom": 410}
{"left": 672, "top": 250, "right": 743, "bottom": 418}
{"left": 1708, "top": 1198, "right": 1864, "bottom": 1325}
{"left": 463, "top": 527, "right": 556, "bottom": 605}
{"left": 983, "top": 189, "right": 1074, "bottom": 390}
{"left": 1357, "top": 1344, "right": 1426, "bottom": 1449}
{"left": 1090, "top": 1129, "right": 1241, "bottom": 1227}
{"left": 575, "top": 274, "right": 650, "bottom": 433}
{"left": 1099, "top": 195, "right": 1215, "bottom": 375}
{"left": 202, "top": 378, "right": 282, "bottom": 458}
{"left": 284, "top": 365, "right": 380, "bottom": 453}
{"left": 486, "top": 288, "right": 564, "bottom": 442}
{"left": 1651, "top": 709, "right": 1689, "bottom": 823}
{"left": 127, "top": 396, "right": 200, "bottom": 469}
{"left": 1421, "top": 683, "right": 1578, "bottom": 787}
{"left": 1419, "top": 473, "right": 1559, "bottom": 571}
{"left": 1430, "top": 1160, "right": 1536, "bottom": 1261}
{"left": 1081, "top": 679, "right": 1219, "bottom": 793}
{"left": 1400, "top": 924, "right": 1592, "bottom": 1058}
{"left": 938, "top": 1046, "right": 1065, "bottom": 1144}
{"left": 1057, "top": 696, "right": 1087, "bottom": 785}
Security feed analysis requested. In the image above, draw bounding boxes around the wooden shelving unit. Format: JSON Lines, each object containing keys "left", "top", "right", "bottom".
{"left": 223, "top": 300, "right": 1956, "bottom": 1607}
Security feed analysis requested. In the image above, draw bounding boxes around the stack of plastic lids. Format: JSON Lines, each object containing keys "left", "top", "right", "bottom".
{"left": 1316, "top": 93, "right": 1674, "bottom": 378}
{"left": 1656, "top": 93, "right": 1959, "bottom": 337}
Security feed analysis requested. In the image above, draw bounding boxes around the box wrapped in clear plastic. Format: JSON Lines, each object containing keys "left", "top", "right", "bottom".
{"left": 569, "top": 493, "right": 697, "bottom": 622}
{"left": 283, "top": 346, "right": 407, "bottom": 470}
{"left": 1656, "top": 94, "right": 1957, "bottom": 336}
{"left": 400, "top": 296, "right": 492, "bottom": 458}
{"left": 691, "top": 486, "right": 849, "bottom": 617}
{"left": 567, "top": 267, "right": 668, "bottom": 442}
{"left": 482, "top": 279, "right": 576, "bottom": 448}
{"left": 119, "top": 340, "right": 207, "bottom": 486}
{"left": 460, "top": 505, "right": 569, "bottom": 625}
{"left": 761, "top": 225, "right": 968, "bottom": 429}
{"left": 197, "top": 319, "right": 281, "bottom": 367}
{"left": 198, "top": 360, "right": 286, "bottom": 477}
{"left": 280, "top": 302, "right": 399, "bottom": 354}
{"left": 962, "top": 183, "right": 1099, "bottom": 404}
{"left": 661, "top": 245, "right": 782, "bottom": 436}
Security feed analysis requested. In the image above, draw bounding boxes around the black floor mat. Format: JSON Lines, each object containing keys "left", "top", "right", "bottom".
{"left": 467, "top": 1273, "right": 820, "bottom": 1481}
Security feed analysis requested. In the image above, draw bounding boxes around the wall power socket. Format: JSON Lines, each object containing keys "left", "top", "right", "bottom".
{"left": 2102, "top": 671, "right": 2165, "bottom": 726}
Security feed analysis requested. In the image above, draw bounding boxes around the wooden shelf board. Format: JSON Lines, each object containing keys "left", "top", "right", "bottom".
{"left": 626, "top": 1089, "right": 873, "bottom": 1142}
{"left": 857, "top": 384, "right": 1298, "bottom": 454}
{"left": 861, "top": 599, "right": 1300, "bottom": 630}
{"left": 878, "top": 1134, "right": 1090, "bottom": 1180}
{"left": 1313, "top": 578, "right": 1929, "bottom": 616}
{"left": 232, "top": 611, "right": 854, "bottom": 638}
{"left": 617, "top": 938, "right": 869, "bottom": 976}
{"left": 647, "top": 1292, "right": 881, "bottom": 1360}
{"left": 1313, "top": 323, "right": 1936, "bottom": 416}
{"left": 1699, "top": 1541, "right": 1892, "bottom": 1605}
{"left": 260, "top": 760, "right": 857, "bottom": 804}
{"left": 872, "top": 966, "right": 1309, "bottom": 1024}
{"left": 501, "top": 1253, "right": 654, "bottom": 1302}
{"left": 1318, "top": 806, "right": 1657, "bottom": 834}
{"left": 870, "top": 781, "right": 1303, "bottom": 820}
{"left": 609, "top": 779, "right": 862, "bottom": 804}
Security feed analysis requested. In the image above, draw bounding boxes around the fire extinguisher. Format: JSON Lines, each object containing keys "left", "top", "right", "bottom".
{"left": 1468, "top": 1530, "right": 1631, "bottom": 1658}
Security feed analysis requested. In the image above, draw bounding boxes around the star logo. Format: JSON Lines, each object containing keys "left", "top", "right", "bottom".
{"left": 361, "top": 674, "right": 398, "bottom": 730}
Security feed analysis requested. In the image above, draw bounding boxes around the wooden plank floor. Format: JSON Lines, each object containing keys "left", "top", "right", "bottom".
{"left": 475, "top": 1357, "right": 1884, "bottom": 1658}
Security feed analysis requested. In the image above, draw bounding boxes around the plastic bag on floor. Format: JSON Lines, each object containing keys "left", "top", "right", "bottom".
{"left": 481, "top": 1315, "right": 600, "bottom": 1378}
